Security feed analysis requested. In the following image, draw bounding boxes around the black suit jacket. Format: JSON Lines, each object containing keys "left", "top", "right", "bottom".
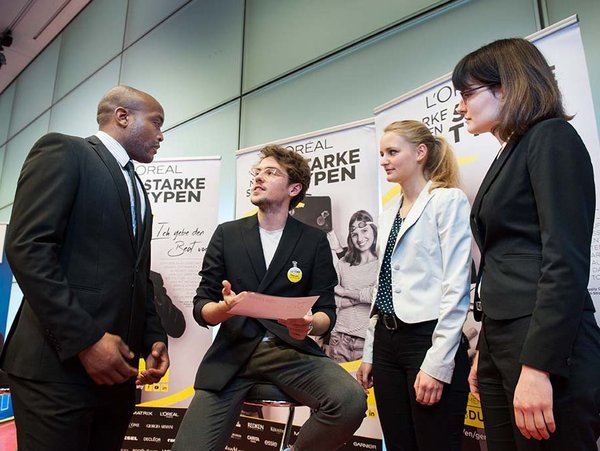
{"left": 192, "top": 214, "right": 337, "bottom": 391}
{"left": 1, "top": 133, "right": 167, "bottom": 384}
{"left": 471, "top": 118, "right": 595, "bottom": 377}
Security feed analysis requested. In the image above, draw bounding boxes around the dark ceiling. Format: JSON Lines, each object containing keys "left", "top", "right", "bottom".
{"left": 0, "top": 0, "right": 91, "bottom": 94}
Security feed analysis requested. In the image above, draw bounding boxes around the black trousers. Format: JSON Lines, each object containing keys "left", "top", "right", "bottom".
{"left": 372, "top": 318, "right": 469, "bottom": 451}
{"left": 478, "top": 312, "right": 600, "bottom": 450}
{"left": 8, "top": 374, "right": 136, "bottom": 451}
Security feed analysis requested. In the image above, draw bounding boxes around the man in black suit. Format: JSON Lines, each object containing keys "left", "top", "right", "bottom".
{"left": 173, "top": 145, "right": 366, "bottom": 451}
{"left": 1, "top": 85, "right": 170, "bottom": 451}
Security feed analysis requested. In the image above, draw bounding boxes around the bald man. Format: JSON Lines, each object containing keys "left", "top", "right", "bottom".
{"left": 1, "top": 85, "right": 169, "bottom": 451}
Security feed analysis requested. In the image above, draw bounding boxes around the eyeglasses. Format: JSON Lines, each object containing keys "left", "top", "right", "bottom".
{"left": 351, "top": 221, "right": 373, "bottom": 232}
{"left": 459, "top": 85, "right": 494, "bottom": 101}
{"left": 249, "top": 166, "right": 287, "bottom": 179}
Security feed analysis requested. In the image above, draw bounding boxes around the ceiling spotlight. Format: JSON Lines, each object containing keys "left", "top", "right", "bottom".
{"left": 0, "top": 30, "right": 13, "bottom": 48}
{"left": 0, "top": 30, "right": 12, "bottom": 69}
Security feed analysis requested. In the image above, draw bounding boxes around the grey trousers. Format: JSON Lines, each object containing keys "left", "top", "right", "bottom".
{"left": 173, "top": 338, "right": 367, "bottom": 451}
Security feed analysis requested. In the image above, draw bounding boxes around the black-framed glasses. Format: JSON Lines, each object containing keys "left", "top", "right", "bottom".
{"left": 351, "top": 221, "right": 373, "bottom": 232}
{"left": 459, "top": 85, "right": 494, "bottom": 101}
{"left": 249, "top": 166, "right": 287, "bottom": 179}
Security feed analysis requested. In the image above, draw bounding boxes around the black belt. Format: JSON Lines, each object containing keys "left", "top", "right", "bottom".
{"left": 379, "top": 313, "right": 399, "bottom": 330}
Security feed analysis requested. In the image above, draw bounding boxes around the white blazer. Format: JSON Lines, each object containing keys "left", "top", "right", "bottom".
{"left": 362, "top": 181, "right": 472, "bottom": 383}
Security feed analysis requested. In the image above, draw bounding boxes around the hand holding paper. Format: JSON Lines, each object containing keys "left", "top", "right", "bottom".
{"left": 226, "top": 291, "right": 319, "bottom": 320}
{"left": 278, "top": 315, "right": 313, "bottom": 340}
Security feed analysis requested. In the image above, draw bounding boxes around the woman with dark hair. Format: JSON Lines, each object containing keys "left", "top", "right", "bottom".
{"left": 326, "top": 210, "right": 378, "bottom": 363}
{"left": 357, "top": 120, "right": 471, "bottom": 451}
{"left": 453, "top": 37, "right": 600, "bottom": 450}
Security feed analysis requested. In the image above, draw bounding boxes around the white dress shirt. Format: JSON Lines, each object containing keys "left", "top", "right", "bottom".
{"left": 96, "top": 130, "right": 146, "bottom": 225}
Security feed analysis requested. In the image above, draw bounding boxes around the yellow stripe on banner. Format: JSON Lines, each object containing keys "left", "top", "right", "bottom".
{"left": 242, "top": 202, "right": 308, "bottom": 218}
{"left": 464, "top": 393, "right": 484, "bottom": 428}
{"left": 241, "top": 209, "right": 259, "bottom": 218}
{"left": 138, "top": 386, "right": 195, "bottom": 407}
{"left": 382, "top": 185, "right": 401, "bottom": 206}
{"left": 339, "top": 360, "right": 378, "bottom": 418}
{"left": 339, "top": 360, "right": 361, "bottom": 373}
{"left": 457, "top": 155, "right": 478, "bottom": 166}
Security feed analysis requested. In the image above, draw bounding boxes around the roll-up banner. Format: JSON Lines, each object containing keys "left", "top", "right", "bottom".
{"left": 122, "top": 156, "right": 221, "bottom": 451}
{"left": 236, "top": 119, "right": 383, "bottom": 450}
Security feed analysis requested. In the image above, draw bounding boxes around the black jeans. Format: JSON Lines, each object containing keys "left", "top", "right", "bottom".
{"left": 478, "top": 312, "right": 600, "bottom": 450}
{"left": 372, "top": 318, "right": 469, "bottom": 451}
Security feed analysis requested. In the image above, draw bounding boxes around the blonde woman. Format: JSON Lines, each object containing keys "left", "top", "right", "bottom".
{"left": 357, "top": 120, "right": 471, "bottom": 451}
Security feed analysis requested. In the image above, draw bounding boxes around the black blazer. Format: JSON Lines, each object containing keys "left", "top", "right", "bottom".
{"left": 471, "top": 118, "right": 595, "bottom": 377}
{"left": 1, "top": 133, "right": 167, "bottom": 384}
{"left": 192, "top": 214, "right": 337, "bottom": 391}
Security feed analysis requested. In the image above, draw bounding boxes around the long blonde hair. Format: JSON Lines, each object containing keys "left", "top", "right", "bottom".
{"left": 383, "top": 120, "right": 460, "bottom": 190}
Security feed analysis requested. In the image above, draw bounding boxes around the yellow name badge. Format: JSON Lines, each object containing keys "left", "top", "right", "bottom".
{"left": 287, "top": 261, "right": 303, "bottom": 283}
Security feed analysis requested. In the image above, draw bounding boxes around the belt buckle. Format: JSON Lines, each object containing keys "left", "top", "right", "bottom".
{"left": 382, "top": 314, "right": 398, "bottom": 331}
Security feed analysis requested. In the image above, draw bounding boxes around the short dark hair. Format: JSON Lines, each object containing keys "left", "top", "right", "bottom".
{"left": 452, "top": 38, "right": 570, "bottom": 141}
{"left": 259, "top": 144, "right": 311, "bottom": 209}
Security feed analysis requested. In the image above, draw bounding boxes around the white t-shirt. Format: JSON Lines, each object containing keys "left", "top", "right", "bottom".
{"left": 259, "top": 227, "right": 284, "bottom": 268}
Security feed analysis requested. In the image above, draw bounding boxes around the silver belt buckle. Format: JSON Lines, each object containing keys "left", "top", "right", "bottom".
{"left": 382, "top": 314, "right": 397, "bottom": 330}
